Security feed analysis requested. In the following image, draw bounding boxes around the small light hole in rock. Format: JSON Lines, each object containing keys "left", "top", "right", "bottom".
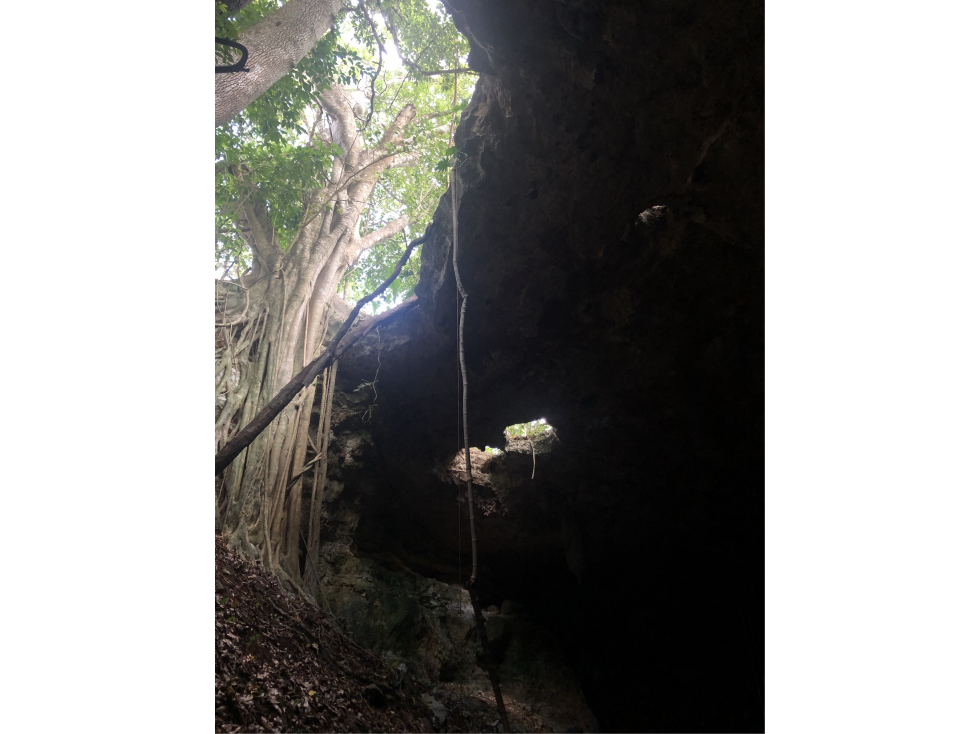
{"left": 637, "top": 204, "right": 667, "bottom": 224}
{"left": 504, "top": 418, "right": 553, "bottom": 440}
{"left": 478, "top": 419, "right": 558, "bottom": 456}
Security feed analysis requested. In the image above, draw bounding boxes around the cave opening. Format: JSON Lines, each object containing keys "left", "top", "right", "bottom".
{"left": 215, "top": 0, "right": 764, "bottom": 729}
{"left": 481, "top": 417, "right": 556, "bottom": 454}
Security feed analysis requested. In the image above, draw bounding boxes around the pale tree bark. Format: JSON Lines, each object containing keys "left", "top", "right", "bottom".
{"left": 216, "top": 0, "right": 344, "bottom": 127}
{"left": 215, "top": 86, "right": 423, "bottom": 590}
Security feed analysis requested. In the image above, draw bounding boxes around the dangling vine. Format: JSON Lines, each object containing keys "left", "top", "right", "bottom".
{"left": 451, "top": 169, "right": 512, "bottom": 733}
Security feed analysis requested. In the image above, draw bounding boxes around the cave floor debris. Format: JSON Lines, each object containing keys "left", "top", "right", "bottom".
{"left": 215, "top": 534, "right": 561, "bottom": 733}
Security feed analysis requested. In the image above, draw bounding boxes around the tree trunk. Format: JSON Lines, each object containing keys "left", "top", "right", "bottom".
{"left": 215, "top": 0, "right": 343, "bottom": 127}
{"left": 215, "top": 87, "right": 422, "bottom": 587}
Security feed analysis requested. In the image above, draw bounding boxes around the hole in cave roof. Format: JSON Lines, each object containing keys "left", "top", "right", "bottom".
{"left": 503, "top": 418, "right": 553, "bottom": 439}
{"left": 501, "top": 418, "right": 559, "bottom": 455}
{"left": 456, "top": 419, "right": 558, "bottom": 460}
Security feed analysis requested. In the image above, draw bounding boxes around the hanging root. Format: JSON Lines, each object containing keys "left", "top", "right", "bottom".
{"left": 451, "top": 169, "right": 512, "bottom": 733}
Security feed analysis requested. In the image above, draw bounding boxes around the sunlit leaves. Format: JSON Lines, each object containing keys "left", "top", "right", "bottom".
{"left": 219, "top": 32, "right": 371, "bottom": 147}
{"left": 376, "top": 0, "right": 470, "bottom": 79}
{"left": 341, "top": 60, "right": 475, "bottom": 308}
{"left": 343, "top": 233, "right": 425, "bottom": 314}
{"left": 215, "top": 0, "right": 478, "bottom": 306}
{"left": 216, "top": 133, "right": 343, "bottom": 263}
{"left": 504, "top": 419, "right": 553, "bottom": 440}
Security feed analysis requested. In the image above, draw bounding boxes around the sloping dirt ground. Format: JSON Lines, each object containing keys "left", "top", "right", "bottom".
{"left": 215, "top": 534, "right": 524, "bottom": 733}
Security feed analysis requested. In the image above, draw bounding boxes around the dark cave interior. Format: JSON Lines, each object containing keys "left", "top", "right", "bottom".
{"left": 294, "top": 0, "right": 763, "bottom": 730}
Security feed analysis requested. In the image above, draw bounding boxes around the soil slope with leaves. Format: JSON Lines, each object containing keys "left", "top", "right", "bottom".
{"left": 215, "top": 534, "right": 527, "bottom": 733}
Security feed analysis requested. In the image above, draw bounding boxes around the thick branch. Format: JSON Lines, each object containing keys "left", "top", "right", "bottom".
{"left": 216, "top": 0, "right": 344, "bottom": 127}
{"left": 352, "top": 215, "right": 410, "bottom": 258}
{"left": 290, "top": 147, "right": 406, "bottom": 256}
{"left": 215, "top": 227, "right": 430, "bottom": 475}
{"left": 240, "top": 197, "right": 280, "bottom": 270}
{"left": 377, "top": 102, "right": 417, "bottom": 146}
{"left": 318, "top": 87, "right": 361, "bottom": 158}
{"left": 402, "top": 67, "right": 475, "bottom": 77}
{"left": 333, "top": 293, "right": 416, "bottom": 357}
{"left": 388, "top": 151, "right": 420, "bottom": 169}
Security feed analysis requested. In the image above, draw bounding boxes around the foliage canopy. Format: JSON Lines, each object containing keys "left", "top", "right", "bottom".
{"left": 215, "top": 0, "right": 476, "bottom": 313}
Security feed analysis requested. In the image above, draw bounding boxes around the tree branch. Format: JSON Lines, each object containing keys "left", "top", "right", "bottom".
{"left": 215, "top": 226, "right": 431, "bottom": 475}
{"left": 333, "top": 291, "right": 416, "bottom": 354}
{"left": 318, "top": 87, "right": 360, "bottom": 158}
{"left": 349, "top": 215, "right": 410, "bottom": 260}
{"left": 377, "top": 102, "right": 417, "bottom": 146}
{"left": 388, "top": 151, "right": 420, "bottom": 169}
{"left": 216, "top": 0, "right": 345, "bottom": 127}
{"left": 240, "top": 196, "right": 280, "bottom": 270}
{"left": 295, "top": 146, "right": 410, "bottom": 264}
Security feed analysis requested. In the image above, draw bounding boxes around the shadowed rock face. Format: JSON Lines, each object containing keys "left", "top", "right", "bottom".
{"left": 314, "top": 0, "right": 764, "bottom": 730}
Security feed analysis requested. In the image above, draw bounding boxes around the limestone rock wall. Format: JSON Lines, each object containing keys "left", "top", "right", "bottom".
{"left": 307, "top": 380, "right": 596, "bottom": 733}
{"left": 300, "top": 0, "right": 764, "bottom": 730}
